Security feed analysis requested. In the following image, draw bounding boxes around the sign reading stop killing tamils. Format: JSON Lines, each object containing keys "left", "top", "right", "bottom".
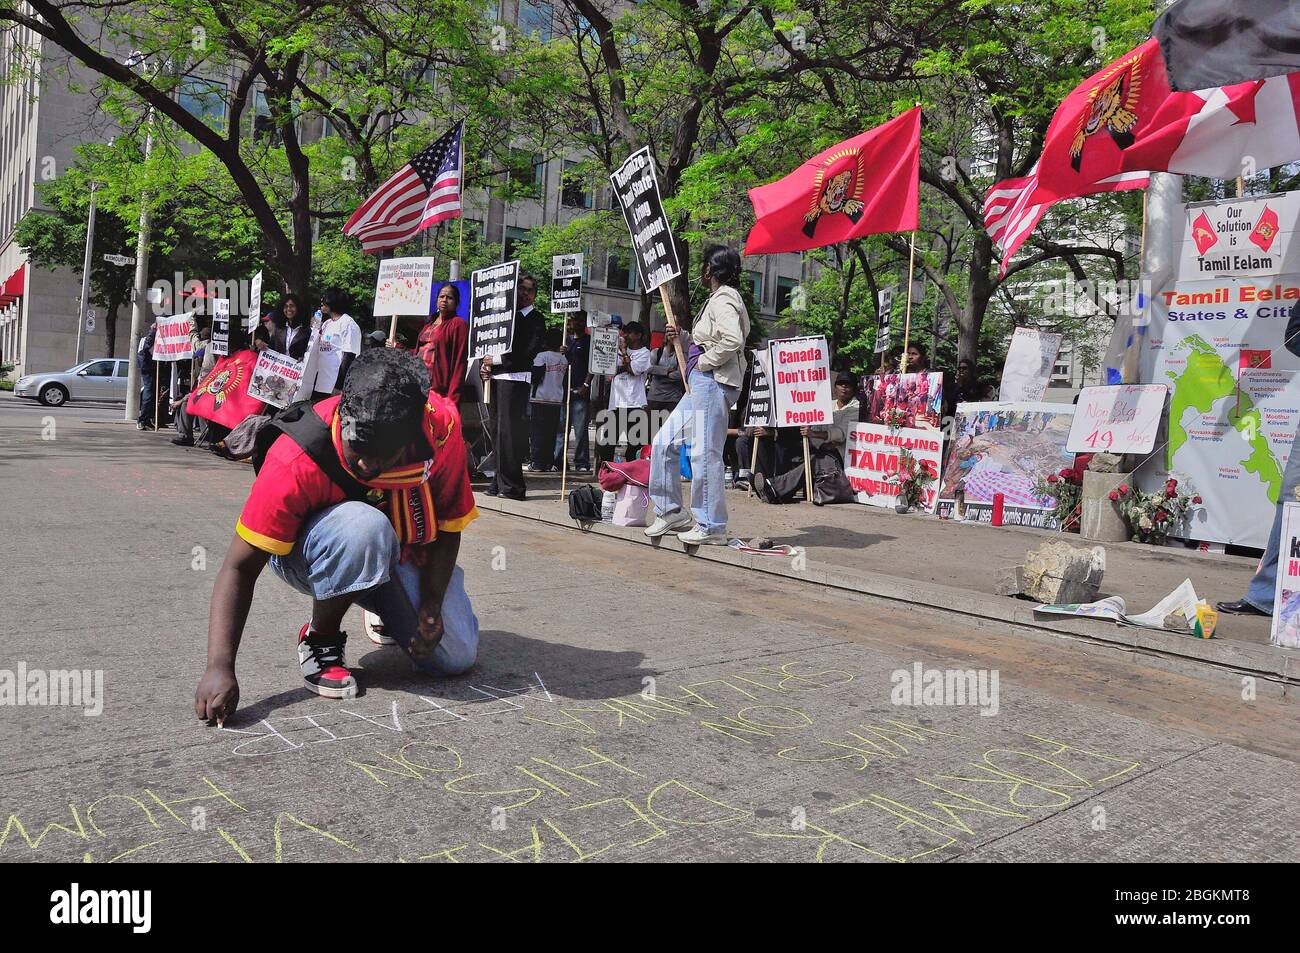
{"left": 768, "top": 335, "right": 832, "bottom": 427}
{"left": 609, "top": 148, "right": 682, "bottom": 292}
{"left": 468, "top": 260, "right": 520, "bottom": 361}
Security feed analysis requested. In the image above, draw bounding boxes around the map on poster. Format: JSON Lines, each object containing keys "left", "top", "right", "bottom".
{"left": 1139, "top": 193, "right": 1300, "bottom": 549}
{"left": 936, "top": 402, "right": 1075, "bottom": 529}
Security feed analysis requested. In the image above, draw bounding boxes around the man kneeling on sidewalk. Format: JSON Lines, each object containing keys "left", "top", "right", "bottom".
{"left": 195, "top": 349, "right": 480, "bottom": 724}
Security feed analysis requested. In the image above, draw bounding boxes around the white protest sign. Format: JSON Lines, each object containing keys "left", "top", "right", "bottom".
{"left": 768, "top": 335, "right": 832, "bottom": 427}
{"left": 587, "top": 309, "right": 610, "bottom": 329}
{"left": 247, "top": 349, "right": 306, "bottom": 409}
{"left": 609, "top": 147, "right": 681, "bottom": 291}
{"left": 589, "top": 326, "right": 621, "bottom": 376}
{"left": 210, "top": 299, "right": 231, "bottom": 357}
{"left": 1066, "top": 384, "right": 1168, "bottom": 454}
{"left": 247, "top": 271, "right": 263, "bottom": 331}
{"left": 845, "top": 424, "right": 944, "bottom": 512}
{"left": 874, "top": 285, "right": 896, "bottom": 354}
{"left": 152, "top": 313, "right": 194, "bottom": 362}
{"left": 999, "top": 326, "right": 1062, "bottom": 402}
{"left": 1273, "top": 502, "right": 1300, "bottom": 649}
{"left": 375, "top": 257, "right": 437, "bottom": 317}
{"left": 468, "top": 260, "right": 520, "bottom": 360}
{"left": 551, "top": 253, "right": 583, "bottom": 313}
{"left": 743, "top": 348, "right": 775, "bottom": 428}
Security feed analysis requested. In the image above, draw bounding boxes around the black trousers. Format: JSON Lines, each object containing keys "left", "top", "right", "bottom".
{"left": 489, "top": 379, "right": 531, "bottom": 497}
{"left": 529, "top": 402, "right": 561, "bottom": 471}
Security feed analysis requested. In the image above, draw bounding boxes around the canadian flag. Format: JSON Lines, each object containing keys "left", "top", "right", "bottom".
{"left": 1032, "top": 38, "right": 1300, "bottom": 206}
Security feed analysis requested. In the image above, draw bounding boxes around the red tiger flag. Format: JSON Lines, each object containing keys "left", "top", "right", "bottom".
{"left": 1250, "top": 205, "right": 1281, "bottom": 252}
{"left": 745, "top": 108, "right": 920, "bottom": 256}
{"left": 1240, "top": 349, "right": 1272, "bottom": 370}
{"left": 186, "top": 348, "right": 266, "bottom": 428}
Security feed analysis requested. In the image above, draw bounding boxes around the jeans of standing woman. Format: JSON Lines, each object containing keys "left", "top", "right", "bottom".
{"left": 649, "top": 369, "right": 740, "bottom": 535}
{"left": 1241, "top": 422, "right": 1300, "bottom": 612}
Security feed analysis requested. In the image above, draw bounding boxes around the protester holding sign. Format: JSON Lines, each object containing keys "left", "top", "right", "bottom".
{"left": 271, "top": 294, "right": 310, "bottom": 361}
{"left": 313, "top": 288, "right": 361, "bottom": 399}
{"left": 416, "top": 283, "right": 469, "bottom": 404}
{"left": 597, "top": 322, "right": 653, "bottom": 466}
{"left": 194, "top": 349, "right": 480, "bottom": 721}
{"left": 559, "top": 314, "right": 592, "bottom": 472}
{"left": 480, "top": 273, "right": 545, "bottom": 499}
{"left": 646, "top": 246, "right": 750, "bottom": 545}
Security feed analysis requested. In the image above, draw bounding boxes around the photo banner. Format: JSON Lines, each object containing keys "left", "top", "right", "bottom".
{"left": 768, "top": 335, "right": 832, "bottom": 427}
{"left": 609, "top": 147, "right": 682, "bottom": 291}
{"left": 1272, "top": 502, "right": 1300, "bottom": 649}
{"left": 744, "top": 348, "right": 775, "bottom": 428}
{"left": 247, "top": 349, "right": 306, "bottom": 409}
{"left": 551, "top": 253, "right": 583, "bottom": 313}
{"left": 589, "top": 325, "right": 621, "bottom": 376}
{"left": 375, "top": 257, "right": 437, "bottom": 317}
{"left": 845, "top": 424, "right": 943, "bottom": 512}
{"left": 1066, "top": 384, "right": 1168, "bottom": 454}
{"left": 999, "top": 327, "right": 1062, "bottom": 402}
{"left": 858, "top": 370, "right": 943, "bottom": 430}
{"left": 151, "top": 313, "right": 194, "bottom": 362}
{"left": 937, "top": 401, "right": 1076, "bottom": 528}
{"left": 468, "top": 260, "right": 520, "bottom": 361}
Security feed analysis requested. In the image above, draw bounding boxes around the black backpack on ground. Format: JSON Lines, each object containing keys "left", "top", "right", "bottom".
{"left": 248, "top": 400, "right": 369, "bottom": 500}
{"left": 567, "top": 484, "right": 603, "bottom": 522}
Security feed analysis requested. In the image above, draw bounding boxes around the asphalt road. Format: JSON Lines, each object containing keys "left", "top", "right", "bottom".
{"left": 1, "top": 399, "right": 1298, "bottom": 863}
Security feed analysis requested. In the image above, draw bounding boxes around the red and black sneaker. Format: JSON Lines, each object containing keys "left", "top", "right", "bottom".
{"left": 296, "top": 623, "right": 358, "bottom": 699}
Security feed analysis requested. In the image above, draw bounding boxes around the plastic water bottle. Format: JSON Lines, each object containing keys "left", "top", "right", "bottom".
{"left": 601, "top": 490, "right": 617, "bottom": 522}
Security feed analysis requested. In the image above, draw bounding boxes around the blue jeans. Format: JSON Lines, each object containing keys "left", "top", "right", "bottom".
{"left": 1244, "top": 423, "right": 1300, "bottom": 612}
{"left": 555, "top": 394, "right": 590, "bottom": 468}
{"left": 270, "top": 502, "right": 478, "bottom": 675}
{"left": 649, "top": 369, "right": 740, "bottom": 535}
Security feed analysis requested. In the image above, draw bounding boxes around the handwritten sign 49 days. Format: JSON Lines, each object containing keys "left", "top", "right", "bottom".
{"left": 1065, "top": 384, "right": 1168, "bottom": 455}
{"left": 768, "top": 335, "right": 832, "bottom": 427}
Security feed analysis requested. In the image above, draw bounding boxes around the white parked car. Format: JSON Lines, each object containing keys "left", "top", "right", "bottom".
{"left": 13, "top": 359, "right": 130, "bottom": 406}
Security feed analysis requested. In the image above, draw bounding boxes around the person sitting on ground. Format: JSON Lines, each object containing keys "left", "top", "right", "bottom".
{"left": 645, "top": 245, "right": 749, "bottom": 544}
{"left": 193, "top": 348, "right": 480, "bottom": 723}
{"left": 753, "top": 371, "right": 859, "bottom": 504}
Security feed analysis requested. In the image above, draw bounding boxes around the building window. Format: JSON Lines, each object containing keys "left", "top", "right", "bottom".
{"left": 518, "top": 0, "right": 553, "bottom": 41}
{"left": 504, "top": 225, "right": 531, "bottom": 261}
{"left": 504, "top": 149, "right": 543, "bottom": 198}
{"left": 562, "top": 160, "right": 592, "bottom": 209}
{"left": 775, "top": 276, "right": 799, "bottom": 314}
{"left": 606, "top": 251, "right": 636, "bottom": 291}
{"left": 744, "top": 270, "right": 764, "bottom": 309}
{"left": 179, "top": 78, "right": 227, "bottom": 131}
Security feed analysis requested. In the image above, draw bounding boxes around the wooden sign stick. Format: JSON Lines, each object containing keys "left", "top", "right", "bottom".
{"left": 657, "top": 285, "right": 690, "bottom": 394}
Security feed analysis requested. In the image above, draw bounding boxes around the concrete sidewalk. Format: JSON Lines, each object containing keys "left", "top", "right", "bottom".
{"left": 478, "top": 469, "right": 1293, "bottom": 686}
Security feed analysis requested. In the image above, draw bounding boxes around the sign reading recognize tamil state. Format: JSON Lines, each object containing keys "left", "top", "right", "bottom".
{"left": 768, "top": 335, "right": 832, "bottom": 427}
{"left": 845, "top": 424, "right": 943, "bottom": 512}
{"left": 1066, "top": 384, "right": 1168, "bottom": 454}
{"left": 609, "top": 147, "right": 681, "bottom": 292}
{"left": 588, "top": 326, "right": 621, "bottom": 376}
{"left": 375, "top": 257, "right": 437, "bottom": 317}
{"left": 247, "top": 349, "right": 307, "bottom": 409}
{"left": 468, "top": 260, "right": 520, "bottom": 361}
{"left": 551, "top": 254, "right": 583, "bottom": 313}
{"left": 744, "top": 348, "right": 775, "bottom": 428}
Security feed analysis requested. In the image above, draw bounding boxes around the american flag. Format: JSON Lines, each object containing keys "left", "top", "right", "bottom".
{"left": 984, "top": 165, "right": 1149, "bottom": 278}
{"left": 343, "top": 120, "right": 464, "bottom": 254}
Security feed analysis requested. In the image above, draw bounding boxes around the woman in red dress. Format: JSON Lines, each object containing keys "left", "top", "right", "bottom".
{"left": 415, "top": 283, "right": 469, "bottom": 404}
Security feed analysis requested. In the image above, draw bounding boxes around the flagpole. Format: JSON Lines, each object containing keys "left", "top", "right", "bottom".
{"left": 1122, "top": 190, "right": 1150, "bottom": 385}
{"left": 560, "top": 362, "right": 571, "bottom": 498}
{"left": 897, "top": 229, "right": 918, "bottom": 374}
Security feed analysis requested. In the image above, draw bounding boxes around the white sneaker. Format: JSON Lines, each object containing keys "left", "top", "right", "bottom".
{"left": 645, "top": 513, "right": 694, "bottom": 538}
{"left": 364, "top": 610, "right": 397, "bottom": 645}
{"left": 677, "top": 527, "right": 728, "bottom": 546}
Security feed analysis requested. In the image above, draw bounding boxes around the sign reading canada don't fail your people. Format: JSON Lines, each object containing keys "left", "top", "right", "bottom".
{"left": 609, "top": 147, "right": 682, "bottom": 292}
{"left": 468, "top": 260, "right": 520, "bottom": 361}
{"left": 768, "top": 335, "right": 832, "bottom": 426}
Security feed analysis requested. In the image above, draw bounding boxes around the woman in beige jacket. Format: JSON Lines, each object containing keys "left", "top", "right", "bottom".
{"left": 645, "top": 246, "right": 750, "bottom": 545}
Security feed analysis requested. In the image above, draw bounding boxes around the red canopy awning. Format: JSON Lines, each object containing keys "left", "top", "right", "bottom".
{"left": 2, "top": 264, "right": 26, "bottom": 298}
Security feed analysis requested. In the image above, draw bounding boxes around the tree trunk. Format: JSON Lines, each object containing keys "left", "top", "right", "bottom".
{"left": 104, "top": 292, "right": 123, "bottom": 357}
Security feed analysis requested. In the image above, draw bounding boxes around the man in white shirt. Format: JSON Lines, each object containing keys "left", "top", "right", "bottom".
{"left": 312, "top": 288, "right": 361, "bottom": 399}
{"left": 477, "top": 274, "right": 546, "bottom": 498}
{"left": 597, "top": 321, "right": 652, "bottom": 465}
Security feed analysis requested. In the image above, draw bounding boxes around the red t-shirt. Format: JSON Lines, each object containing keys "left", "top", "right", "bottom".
{"left": 236, "top": 394, "right": 478, "bottom": 556}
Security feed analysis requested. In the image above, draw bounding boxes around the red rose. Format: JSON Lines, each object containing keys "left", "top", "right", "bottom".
{"left": 1193, "top": 495, "right": 1203, "bottom": 504}
{"left": 1047, "top": 475, "right": 1059, "bottom": 484}
{"left": 1059, "top": 467, "right": 1073, "bottom": 478}
{"left": 1117, "top": 484, "right": 1129, "bottom": 496}
{"left": 1168, "top": 478, "right": 1178, "bottom": 489}
{"left": 1155, "top": 511, "right": 1168, "bottom": 523}
{"left": 1166, "top": 487, "right": 1177, "bottom": 499}
{"left": 1108, "top": 490, "right": 1119, "bottom": 502}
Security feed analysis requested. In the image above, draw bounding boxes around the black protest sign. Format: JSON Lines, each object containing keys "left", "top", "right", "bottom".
{"left": 744, "top": 348, "right": 775, "bottom": 428}
{"left": 210, "top": 298, "right": 231, "bottom": 357}
{"left": 469, "top": 260, "right": 520, "bottom": 360}
{"left": 551, "top": 253, "right": 583, "bottom": 313}
{"left": 873, "top": 285, "right": 895, "bottom": 355}
{"left": 609, "top": 147, "right": 682, "bottom": 292}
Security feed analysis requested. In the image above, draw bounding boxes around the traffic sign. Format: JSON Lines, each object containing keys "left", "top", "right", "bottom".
{"left": 103, "top": 254, "right": 135, "bottom": 267}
